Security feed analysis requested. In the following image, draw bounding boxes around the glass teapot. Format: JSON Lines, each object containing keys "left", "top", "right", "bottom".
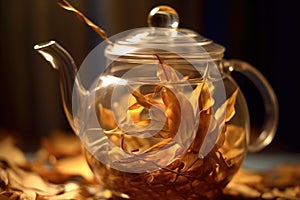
{"left": 34, "top": 5, "right": 278, "bottom": 200}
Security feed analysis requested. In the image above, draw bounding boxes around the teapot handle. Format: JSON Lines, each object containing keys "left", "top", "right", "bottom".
{"left": 223, "top": 59, "right": 279, "bottom": 152}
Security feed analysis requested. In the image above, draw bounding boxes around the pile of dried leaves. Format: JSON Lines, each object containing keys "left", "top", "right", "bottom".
{"left": 223, "top": 163, "right": 300, "bottom": 200}
{"left": 0, "top": 131, "right": 111, "bottom": 200}
{"left": 1, "top": 131, "right": 299, "bottom": 200}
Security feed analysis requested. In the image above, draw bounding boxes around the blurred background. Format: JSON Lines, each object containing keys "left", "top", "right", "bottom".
{"left": 0, "top": 0, "right": 299, "bottom": 153}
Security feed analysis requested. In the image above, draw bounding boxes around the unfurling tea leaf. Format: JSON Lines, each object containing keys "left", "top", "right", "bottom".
{"left": 224, "top": 89, "right": 239, "bottom": 122}
{"left": 129, "top": 88, "right": 162, "bottom": 110}
{"left": 97, "top": 104, "right": 117, "bottom": 130}
{"left": 215, "top": 89, "right": 239, "bottom": 123}
{"left": 197, "top": 88, "right": 239, "bottom": 156}
{"left": 198, "top": 82, "right": 215, "bottom": 111}
{"left": 155, "top": 54, "right": 182, "bottom": 92}
{"left": 160, "top": 86, "right": 181, "bottom": 138}
{"left": 155, "top": 54, "right": 195, "bottom": 142}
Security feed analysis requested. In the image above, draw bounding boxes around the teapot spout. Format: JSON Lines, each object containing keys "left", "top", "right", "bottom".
{"left": 34, "top": 40, "right": 85, "bottom": 134}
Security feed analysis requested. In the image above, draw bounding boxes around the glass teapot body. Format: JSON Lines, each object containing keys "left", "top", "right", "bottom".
{"left": 82, "top": 56, "right": 250, "bottom": 199}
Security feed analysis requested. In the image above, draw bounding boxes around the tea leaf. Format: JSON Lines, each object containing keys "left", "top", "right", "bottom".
{"left": 198, "top": 116, "right": 222, "bottom": 157}
{"left": 97, "top": 104, "right": 117, "bottom": 130}
{"left": 155, "top": 54, "right": 182, "bottom": 92}
{"left": 189, "top": 109, "right": 212, "bottom": 154}
{"left": 196, "top": 89, "right": 239, "bottom": 157}
{"left": 155, "top": 54, "right": 195, "bottom": 145}
{"left": 57, "top": 0, "right": 112, "bottom": 44}
{"left": 161, "top": 86, "right": 181, "bottom": 138}
{"left": 128, "top": 87, "right": 164, "bottom": 109}
{"left": 155, "top": 54, "right": 180, "bottom": 82}
{"left": 215, "top": 89, "right": 239, "bottom": 123}
{"left": 199, "top": 83, "right": 215, "bottom": 111}
{"left": 0, "top": 165, "right": 8, "bottom": 192}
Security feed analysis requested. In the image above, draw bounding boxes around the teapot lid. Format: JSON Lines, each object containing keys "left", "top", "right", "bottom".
{"left": 105, "top": 5, "right": 225, "bottom": 63}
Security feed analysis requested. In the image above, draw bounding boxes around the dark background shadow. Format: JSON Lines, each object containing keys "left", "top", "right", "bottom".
{"left": 0, "top": 0, "right": 299, "bottom": 153}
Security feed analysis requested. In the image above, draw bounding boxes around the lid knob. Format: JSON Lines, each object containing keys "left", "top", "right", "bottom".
{"left": 147, "top": 5, "right": 179, "bottom": 29}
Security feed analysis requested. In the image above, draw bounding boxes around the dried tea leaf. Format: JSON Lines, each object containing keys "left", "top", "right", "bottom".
{"left": 0, "top": 160, "right": 64, "bottom": 199}
{"left": 189, "top": 109, "right": 212, "bottom": 154}
{"left": 198, "top": 117, "right": 222, "bottom": 157}
{"left": 42, "top": 131, "right": 81, "bottom": 158}
{"left": 142, "top": 138, "right": 173, "bottom": 153}
{"left": 97, "top": 104, "right": 117, "bottom": 130}
{"left": 120, "top": 134, "right": 165, "bottom": 154}
{"left": 155, "top": 55, "right": 195, "bottom": 146}
{"left": 37, "top": 182, "right": 97, "bottom": 200}
{"left": 0, "top": 136, "right": 26, "bottom": 165}
{"left": 186, "top": 83, "right": 215, "bottom": 156}
{"left": 155, "top": 54, "right": 181, "bottom": 90}
{"left": 215, "top": 89, "right": 239, "bottom": 123}
{"left": 196, "top": 89, "right": 239, "bottom": 157}
{"left": 160, "top": 86, "right": 181, "bottom": 138}
{"left": 57, "top": 0, "right": 112, "bottom": 44}
{"left": 223, "top": 162, "right": 300, "bottom": 199}
{"left": 0, "top": 166, "right": 8, "bottom": 192}
{"left": 220, "top": 125, "right": 246, "bottom": 155}
{"left": 129, "top": 88, "right": 164, "bottom": 109}
{"left": 54, "top": 155, "right": 95, "bottom": 183}
{"left": 0, "top": 191, "right": 21, "bottom": 200}
{"left": 198, "top": 82, "right": 215, "bottom": 111}
{"left": 130, "top": 89, "right": 155, "bottom": 109}
{"left": 261, "top": 187, "right": 300, "bottom": 200}
{"left": 224, "top": 181, "right": 262, "bottom": 198}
